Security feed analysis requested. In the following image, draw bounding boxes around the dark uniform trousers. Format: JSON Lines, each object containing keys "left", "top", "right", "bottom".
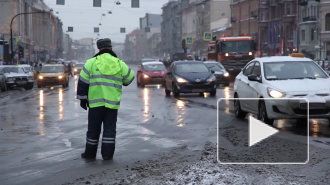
{"left": 84, "top": 106, "right": 118, "bottom": 159}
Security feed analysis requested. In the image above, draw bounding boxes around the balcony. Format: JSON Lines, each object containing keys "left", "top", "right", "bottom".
{"left": 302, "top": 16, "right": 317, "bottom": 22}
{"left": 299, "top": 0, "right": 308, "bottom": 6}
{"left": 251, "top": 10, "right": 258, "bottom": 18}
{"left": 269, "top": 0, "right": 279, "bottom": 6}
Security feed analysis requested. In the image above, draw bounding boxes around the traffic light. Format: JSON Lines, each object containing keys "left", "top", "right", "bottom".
{"left": 93, "top": 0, "right": 101, "bottom": 7}
{"left": 56, "top": 0, "right": 65, "bottom": 5}
{"left": 132, "top": 0, "right": 139, "bottom": 8}
{"left": 18, "top": 46, "right": 24, "bottom": 59}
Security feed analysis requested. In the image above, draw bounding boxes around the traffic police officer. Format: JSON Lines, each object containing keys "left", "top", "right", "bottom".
{"left": 77, "top": 38, "right": 135, "bottom": 160}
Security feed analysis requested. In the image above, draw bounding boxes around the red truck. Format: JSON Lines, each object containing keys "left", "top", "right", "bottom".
{"left": 207, "top": 36, "right": 256, "bottom": 73}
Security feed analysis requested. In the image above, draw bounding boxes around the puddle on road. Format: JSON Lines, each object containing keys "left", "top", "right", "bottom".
{"left": 274, "top": 119, "right": 330, "bottom": 138}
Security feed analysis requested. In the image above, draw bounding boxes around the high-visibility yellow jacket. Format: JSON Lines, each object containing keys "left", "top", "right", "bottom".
{"left": 77, "top": 50, "right": 134, "bottom": 109}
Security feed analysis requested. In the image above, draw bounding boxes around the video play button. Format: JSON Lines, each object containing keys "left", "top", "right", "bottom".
{"left": 249, "top": 116, "right": 279, "bottom": 147}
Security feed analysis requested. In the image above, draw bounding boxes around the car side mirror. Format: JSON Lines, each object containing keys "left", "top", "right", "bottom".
{"left": 211, "top": 70, "right": 215, "bottom": 74}
{"left": 248, "top": 74, "right": 261, "bottom": 82}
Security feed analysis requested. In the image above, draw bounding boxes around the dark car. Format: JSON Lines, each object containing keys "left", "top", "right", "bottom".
{"left": 164, "top": 61, "right": 217, "bottom": 97}
{"left": 204, "top": 61, "right": 230, "bottom": 86}
{"left": 74, "top": 62, "right": 85, "bottom": 75}
{"left": 136, "top": 61, "right": 167, "bottom": 87}
{"left": 0, "top": 68, "right": 7, "bottom": 91}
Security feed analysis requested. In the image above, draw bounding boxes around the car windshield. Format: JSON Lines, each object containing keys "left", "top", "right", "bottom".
{"left": 204, "top": 63, "right": 224, "bottom": 71}
{"left": 2, "top": 67, "right": 24, "bottom": 73}
{"left": 143, "top": 64, "right": 166, "bottom": 71}
{"left": 41, "top": 66, "right": 63, "bottom": 73}
{"left": 175, "top": 63, "right": 209, "bottom": 73}
{"left": 264, "top": 61, "right": 328, "bottom": 80}
{"left": 23, "top": 67, "right": 32, "bottom": 73}
{"left": 221, "top": 40, "right": 253, "bottom": 53}
{"left": 142, "top": 59, "right": 154, "bottom": 62}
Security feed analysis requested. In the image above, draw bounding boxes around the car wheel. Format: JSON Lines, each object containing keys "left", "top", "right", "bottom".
{"left": 258, "top": 100, "right": 274, "bottom": 125}
{"left": 136, "top": 77, "right": 140, "bottom": 87}
{"left": 210, "top": 89, "right": 217, "bottom": 96}
{"left": 24, "top": 84, "right": 33, "bottom": 90}
{"left": 165, "top": 83, "right": 171, "bottom": 96}
{"left": 234, "top": 96, "right": 247, "bottom": 119}
{"left": 1, "top": 83, "right": 6, "bottom": 92}
{"left": 172, "top": 83, "right": 180, "bottom": 97}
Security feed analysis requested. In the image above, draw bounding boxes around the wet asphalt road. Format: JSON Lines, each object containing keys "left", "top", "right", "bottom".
{"left": 0, "top": 64, "right": 330, "bottom": 185}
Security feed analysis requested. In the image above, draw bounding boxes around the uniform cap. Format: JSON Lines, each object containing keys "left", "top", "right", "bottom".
{"left": 97, "top": 38, "right": 112, "bottom": 49}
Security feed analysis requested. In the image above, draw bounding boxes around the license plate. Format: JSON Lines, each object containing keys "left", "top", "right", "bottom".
{"left": 17, "top": 81, "right": 27, "bottom": 85}
{"left": 192, "top": 89, "right": 204, "bottom": 93}
{"left": 300, "top": 103, "right": 326, "bottom": 109}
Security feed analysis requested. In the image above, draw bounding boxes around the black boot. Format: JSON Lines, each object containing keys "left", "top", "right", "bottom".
{"left": 81, "top": 142, "right": 98, "bottom": 160}
{"left": 101, "top": 143, "right": 115, "bottom": 160}
{"left": 81, "top": 152, "right": 96, "bottom": 160}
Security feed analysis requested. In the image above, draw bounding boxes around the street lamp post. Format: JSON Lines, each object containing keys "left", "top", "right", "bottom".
{"left": 10, "top": 10, "right": 53, "bottom": 64}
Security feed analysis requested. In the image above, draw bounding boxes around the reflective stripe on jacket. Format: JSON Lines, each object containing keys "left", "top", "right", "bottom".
{"left": 77, "top": 52, "right": 134, "bottom": 109}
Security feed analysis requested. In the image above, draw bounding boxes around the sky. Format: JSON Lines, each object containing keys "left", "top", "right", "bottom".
{"left": 44, "top": 0, "right": 170, "bottom": 43}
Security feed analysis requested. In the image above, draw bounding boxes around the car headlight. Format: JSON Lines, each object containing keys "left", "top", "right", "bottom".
{"left": 249, "top": 52, "right": 253, "bottom": 56}
{"left": 38, "top": 75, "right": 43, "bottom": 80}
{"left": 224, "top": 72, "right": 229, "bottom": 77}
{"left": 268, "top": 88, "right": 285, "bottom": 98}
{"left": 143, "top": 74, "right": 149, "bottom": 78}
{"left": 225, "top": 53, "right": 229, "bottom": 57}
{"left": 58, "top": 75, "right": 63, "bottom": 79}
{"left": 176, "top": 76, "right": 188, "bottom": 83}
{"left": 74, "top": 69, "right": 77, "bottom": 72}
{"left": 207, "top": 76, "right": 216, "bottom": 83}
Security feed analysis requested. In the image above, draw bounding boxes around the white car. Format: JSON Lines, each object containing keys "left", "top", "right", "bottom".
{"left": 0, "top": 65, "right": 35, "bottom": 90}
{"left": 234, "top": 54, "right": 330, "bottom": 125}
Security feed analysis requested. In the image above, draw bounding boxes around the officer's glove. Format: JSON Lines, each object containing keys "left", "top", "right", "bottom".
{"left": 80, "top": 99, "right": 89, "bottom": 110}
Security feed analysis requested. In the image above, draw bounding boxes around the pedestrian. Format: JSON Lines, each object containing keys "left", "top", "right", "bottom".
{"left": 77, "top": 38, "right": 135, "bottom": 160}
{"left": 67, "top": 62, "right": 73, "bottom": 77}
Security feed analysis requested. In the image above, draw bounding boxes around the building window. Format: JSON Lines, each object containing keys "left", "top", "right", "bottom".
{"left": 286, "top": 3, "right": 291, "bottom": 15}
{"left": 326, "top": 14, "right": 330, "bottom": 31}
{"left": 301, "top": 30, "right": 305, "bottom": 41}
{"left": 311, "top": 29, "right": 314, "bottom": 41}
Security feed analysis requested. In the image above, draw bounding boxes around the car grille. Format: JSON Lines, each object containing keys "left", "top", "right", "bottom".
{"left": 299, "top": 103, "right": 327, "bottom": 109}
{"left": 293, "top": 109, "right": 330, "bottom": 115}
{"left": 44, "top": 77, "right": 59, "bottom": 82}
{"left": 14, "top": 77, "right": 28, "bottom": 81}
{"left": 182, "top": 84, "right": 212, "bottom": 90}
{"left": 224, "top": 60, "right": 250, "bottom": 66}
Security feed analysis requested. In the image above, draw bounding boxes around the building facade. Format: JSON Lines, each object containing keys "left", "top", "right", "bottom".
{"left": 231, "top": 0, "right": 259, "bottom": 38}
{"left": 1, "top": 0, "right": 64, "bottom": 63}
{"left": 139, "top": 13, "right": 162, "bottom": 59}
{"left": 320, "top": 0, "right": 330, "bottom": 60}
{"left": 298, "top": 0, "right": 319, "bottom": 59}
{"left": 161, "top": 0, "right": 182, "bottom": 57}
{"left": 181, "top": 0, "right": 197, "bottom": 54}
{"left": 256, "top": 0, "right": 298, "bottom": 56}
{"left": 123, "top": 29, "right": 140, "bottom": 61}
{"left": 0, "top": 0, "right": 64, "bottom": 64}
